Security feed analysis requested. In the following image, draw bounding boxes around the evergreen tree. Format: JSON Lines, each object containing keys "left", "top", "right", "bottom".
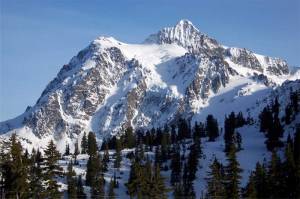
{"left": 81, "top": 132, "right": 88, "bottom": 154}
{"left": 123, "top": 126, "right": 136, "bottom": 149}
{"left": 89, "top": 154, "right": 105, "bottom": 199}
{"left": 1, "top": 134, "right": 29, "bottom": 199}
{"left": 170, "top": 144, "right": 181, "bottom": 186}
{"left": 206, "top": 115, "right": 219, "bottom": 141}
{"left": 267, "top": 151, "right": 282, "bottom": 198}
{"left": 224, "top": 112, "right": 236, "bottom": 152}
{"left": 114, "top": 138, "right": 122, "bottom": 169}
{"left": 74, "top": 141, "right": 80, "bottom": 164}
{"left": 243, "top": 172, "right": 257, "bottom": 198}
{"left": 86, "top": 153, "right": 102, "bottom": 186}
{"left": 151, "top": 164, "right": 169, "bottom": 199}
{"left": 266, "top": 115, "right": 284, "bottom": 151}
{"left": 224, "top": 144, "right": 242, "bottom": 199}
{"left": 43, "top": 140, "right": 62, "bottom": 198}
{"left": 259, "top": 106, "right": 273, "bottom": 133}
{"left": 178, "top": 118, "right": 191, "bottom": 140}
{"left": 88, "top": 132, "right": 98, "bottom": 156}
{"left": 65, "top": 143, "right": 70, "bottom": 156}
{"left": 67, "top": 161, "right": 77, "bottom": 198}
{"left": 77, "top": 175, "right": 87, "bottom": 199}
{"left": 282, "top": 142, "right": 297, "bottom": 198}
{"left": 182, "top": 162, "right": 195, "bottom": 199}
{"left": 253, "top": 162, "right": 269, "bottom": 198}
{"left": 205, "top": 157, "right": 225, "bottom": 199}
{"left": 28, "top": 148, "right": 46, "bottom": 198}
{"left": 103, "top": 142, "right": 109, "bottom": 172}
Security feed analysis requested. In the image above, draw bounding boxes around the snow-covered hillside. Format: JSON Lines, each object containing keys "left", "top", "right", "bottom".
{"left": 0, "top": 19, "right": 299, "bottom": 153}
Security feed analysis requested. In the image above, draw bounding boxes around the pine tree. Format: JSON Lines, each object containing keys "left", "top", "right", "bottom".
{"left": 259, "top": 106, "right": 273, "bottom": 133}
{"left": 206, "top": 115, "right": 219, "bottom": 141}
{"left": 43, "top": 140, "right": 62, "bottom": 198}
{"left": 86, "top": 153, "right": 102, "bottom": 186}
{"left": 77, "top": 175, "right": 86, "bottom": 199}
{"left": 124, "top": 126, "right": 136, "bottom": 149}
{"left": 266, "top": 114, "right": 283, "bottom": 151}
{"left": 28, "top": 148, "right": 46, "bottom": 198}
{"left": 182, "top": 162, "right": 195, "bottom": 199}
{"left": 170, "top": 144, "right": 181, "bottom": 186}
{"left": 224, "top": 112, "right": 236, "bottom": 152}
{"left": 151, "top": 164, "right": 169, "bottom": 199}
{"left": 268, "top": 151, "right": 282, "bottom": 198}
{"left": 65, "top": 143, "right": 70, "bottom": 156}
{"left": 187, "top": 141, "right": 201, "bottom": 182}
{"left": 67, "top": 160, "right": 77, "bottom": 198}
{"left": 282, "top": 142, "right": 297, "bottom": 198}
{"left": 253, "top": 162, "right": 269, "bottom": 198}
{"left": 243, "top": 172, "right": 257, "bottom": 198}
{"left": 81, "top": 132, "right": 88, "bottom": 154}
{"left": 126, "top": 159, "right": 142, "bottom": 198}
{"left": 90, "top": 154, "right": 105, "bottom": 199}
{"left": 103, "top": 142, "right": 110, "bottom": 172}
{"left": 114, "top": 138, "right": 122, "bottom": 169}
{"left": 88, "top": 132, "right": 98, "bottom": 156}
{"left": 205, "top": 157, "right": 225, "bottom": 199}
{"left": 224, "top": 144, "right": 242, "bottom": 199}
{"left": 74, "top": 141, "right": 80, "bottom": 164}
{"left": 1, "top": 134, "right": 29, "bottom": 199}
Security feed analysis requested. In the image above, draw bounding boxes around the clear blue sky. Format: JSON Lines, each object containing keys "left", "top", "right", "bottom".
{"left": 1, "top": 0, "right": 299, "bottom": 121}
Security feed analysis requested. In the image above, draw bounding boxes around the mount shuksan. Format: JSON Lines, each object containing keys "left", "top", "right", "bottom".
{"left": 0, "top": 19, "right": 299, "bottom": 151}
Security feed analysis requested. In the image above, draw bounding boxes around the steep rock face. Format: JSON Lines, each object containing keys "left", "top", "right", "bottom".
{"left": 145, "top": 19, "right": 222, "bottom": 55}
{"left": 20, "top": 43, "right": 131, "bottom": 138}
{"left": 0, "top": 20, "right": 298, "bottom": 149}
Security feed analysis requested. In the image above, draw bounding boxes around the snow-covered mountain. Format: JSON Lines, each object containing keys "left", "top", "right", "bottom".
{"left": 0, "top": 19, "right": 299, "bottom": 152}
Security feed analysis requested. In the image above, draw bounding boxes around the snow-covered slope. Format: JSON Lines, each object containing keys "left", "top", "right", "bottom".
{"left": 0, "top": 19, "right": 299, "bottom": 152}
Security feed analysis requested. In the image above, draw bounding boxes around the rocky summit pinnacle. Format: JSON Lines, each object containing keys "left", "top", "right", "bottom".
{"left": 0, "top": 19, "right": 298, "bottom": 151}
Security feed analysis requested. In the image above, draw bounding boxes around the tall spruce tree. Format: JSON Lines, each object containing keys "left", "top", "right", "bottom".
{"left": 1, "top": 134, "right": 29, "bottom": 199}
{"left": 114, "top": 138, "right": 122, "bottom": 169}
{"left": 206, "top": 115, "right": 219, "bottom": 141}
{"left": 170, "top": 144, "right": 181, "bottom": 186}
{"left": 67, "top": 161, "right": 77, "bottom": 198}
{"left": 28, "top": 148, "right": 45, "bottom": 198}
{"left": 205, "top": 157, "right": 225, "bottom": 199}
{"left": 77, "top": 175, "right": 86, "bottom": 199}
{"left": 43, "top": 140, "right": 62, "bottom": 198}
{"left": 81, "top": 132, "right": 88, "bottom": 154}
{"left": 224, "top": 144, "right": 242, "bottom": 199}
{"left": 87, "top": 132, "right": 98, "bottom": 156}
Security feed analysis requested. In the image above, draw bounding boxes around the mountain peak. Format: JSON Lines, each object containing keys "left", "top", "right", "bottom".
{"left": 144, "top": 19, "right": 201, "bottom": 46}
{"left": 174, "top": 19, "right": 198, "bottom": 30}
